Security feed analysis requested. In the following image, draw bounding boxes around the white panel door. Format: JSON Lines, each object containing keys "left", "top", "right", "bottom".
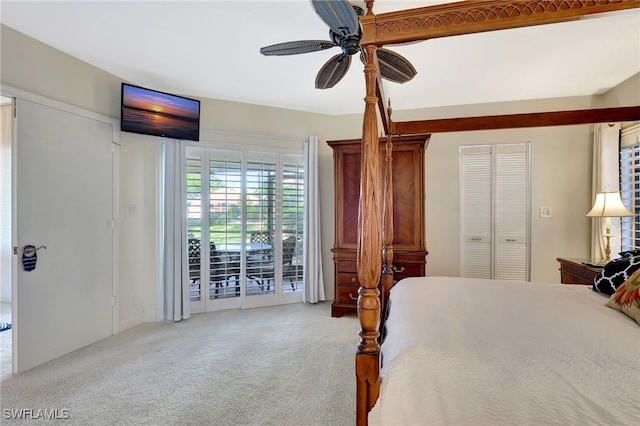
{"left": 13, "top": 98, "right": 114, "bottom": 372}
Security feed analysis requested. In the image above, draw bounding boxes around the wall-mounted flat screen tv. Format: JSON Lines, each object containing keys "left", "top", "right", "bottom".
{"left": 121, "top": 83, "right": 200, "bottom": 141}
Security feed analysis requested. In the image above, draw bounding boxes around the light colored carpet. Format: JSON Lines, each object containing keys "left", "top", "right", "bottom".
{"left": 0, "top": 302, "right": 359, "bottom": 425}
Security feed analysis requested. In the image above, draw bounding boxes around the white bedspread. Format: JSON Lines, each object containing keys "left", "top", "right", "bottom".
{"left": 369, "top": 276, "right": 640, "bottom": 425}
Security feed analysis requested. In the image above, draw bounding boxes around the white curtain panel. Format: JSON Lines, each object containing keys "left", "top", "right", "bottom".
{"left": 303, "top": 136, "right": 325, "bottom": 303}
{"left": 162, "top": 140, "right": 190, "bottom": 321}
{"left": 590, "top": 123, "right": 622, "bottom": 260}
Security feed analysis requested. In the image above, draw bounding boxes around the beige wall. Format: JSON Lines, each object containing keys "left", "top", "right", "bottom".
{"left": 391, "top": 73, "right": 640, "bottom": 282}
{"left": 393, "top": 98, "right": 598, "bottom": 282}
{"left": 2, "top": 23, "right": 638, "bottom": 329}
{"left": 0, "top": 24, "right": 358, "bottom": 327}
{"left": 428, "top": 121, "right": 593, "bottom": 282}
{"left": 602, "top": 72, "right": 640, "bottom": 107}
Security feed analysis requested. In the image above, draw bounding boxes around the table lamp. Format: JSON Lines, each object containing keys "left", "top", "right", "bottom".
{"left": 586, "top": 192, "right": 634, "bottom": 262}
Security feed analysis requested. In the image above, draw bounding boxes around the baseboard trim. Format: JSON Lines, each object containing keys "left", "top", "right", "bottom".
{"left": 119, "top": 313, "right": 144, "bottom": 332}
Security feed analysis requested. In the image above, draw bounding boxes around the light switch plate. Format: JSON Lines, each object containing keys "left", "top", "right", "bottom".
{"left": 539, "top": 207, "right": 552, "bottom": 218}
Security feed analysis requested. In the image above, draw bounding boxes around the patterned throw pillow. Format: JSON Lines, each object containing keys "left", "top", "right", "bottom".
{"left": 606, "top": 269, "right": 640, "bottom": 325}
{"left": 619, "top": 249, "right": 640, "bottom": 257}
{"left": 593, "top": 255, "right": 640, "bottom": 295}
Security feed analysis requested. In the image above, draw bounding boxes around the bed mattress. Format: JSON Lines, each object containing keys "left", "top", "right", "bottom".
{"left": 369, "top": 276, "right": 640, "bottom": 425}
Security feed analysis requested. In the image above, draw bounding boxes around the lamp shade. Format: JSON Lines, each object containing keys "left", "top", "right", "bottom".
{"left": 586, "top": 192, "right": 634, "bottom": 217}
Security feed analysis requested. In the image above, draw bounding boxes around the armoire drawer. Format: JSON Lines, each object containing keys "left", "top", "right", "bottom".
{"left": 335, "top": 285, "right": 359, "bottom": 304}
{"left": 391, "top": 262, "right": 423, "bottom": 276}
{"left": 337, "top": 260, "right": 357, "bottom": 273}
{"left": 337, "top": 272, "right": 360, "bottom": 286}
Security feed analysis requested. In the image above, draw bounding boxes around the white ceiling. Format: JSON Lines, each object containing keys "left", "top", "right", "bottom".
{"left": 1, "top": 0, "right": 639, "bottom": 116}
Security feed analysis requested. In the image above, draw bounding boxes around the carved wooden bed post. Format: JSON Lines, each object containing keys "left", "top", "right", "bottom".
{"left": 379, "top": 130, "right": 394, "bottom": 336}
{"left": 355, "top": 4, "right": 382, "bottom": 424}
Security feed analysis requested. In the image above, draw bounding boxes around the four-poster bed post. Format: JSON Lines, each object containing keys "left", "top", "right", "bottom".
{"left": 355, "top": 38, "right": 383, "bottom": 425}
{"left": 379, "top": 130, "right": 394, "bottom": 336}
{"left": 354, "top": 1, "right": 640, "bottom": 425}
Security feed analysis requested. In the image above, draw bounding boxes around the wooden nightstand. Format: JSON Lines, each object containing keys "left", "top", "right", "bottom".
{"left": 556, "top": 258, "right": 602, "bottom": 285}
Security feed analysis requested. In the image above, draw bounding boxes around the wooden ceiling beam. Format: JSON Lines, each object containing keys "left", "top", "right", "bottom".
{"left": 390, "top": 106, "right": 640, "bottom": 134}
{"left": 361, "top": 1, "right": 640, "bottom": 46}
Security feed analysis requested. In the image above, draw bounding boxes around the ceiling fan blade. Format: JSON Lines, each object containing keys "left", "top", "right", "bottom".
{"left": 315, "top": 54, "right": 352, "bottom": 89}
{"left": 311, "top": 0, "right": 359, "bottom": 36}
{"left": 260, "top": 40, "right": 336, "bottom": 56}
{"left": 376, "top": 48, "right": 417, "bottom": 84}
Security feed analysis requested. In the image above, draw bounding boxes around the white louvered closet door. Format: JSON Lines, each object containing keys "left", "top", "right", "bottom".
{"left": 494, "top": 144, "right": 529, "bottom": 280}
{"left": 460, "top": 143, "right": 530, "bottom": 281}
{"left": 461, "top": 146, "right": 493, "bottom": 278}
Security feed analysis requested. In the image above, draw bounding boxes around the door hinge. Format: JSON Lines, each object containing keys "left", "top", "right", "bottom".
{"left": 112, "top": 296, "right": 116, "bottom": 307}
{"left": 13, "top": 98, "right": 17, "bottom": 118}
{"left": 13, "top": 246, "right": 18, "bottom": 255}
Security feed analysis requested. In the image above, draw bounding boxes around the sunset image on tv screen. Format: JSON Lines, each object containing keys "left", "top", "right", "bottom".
{"left": 121, "top": 84, "right": 200, "bottom": 141}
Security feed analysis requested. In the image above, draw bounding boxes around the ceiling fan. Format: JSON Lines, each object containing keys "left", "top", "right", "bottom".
{"left": 259, "top": 0, "right": 417, "bottom": 89}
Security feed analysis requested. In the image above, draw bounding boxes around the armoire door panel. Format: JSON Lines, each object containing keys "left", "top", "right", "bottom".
{"left": 339, "top": 150, "right": 361, "bottom": 247}
{"left": 392, "top": 147, "right": 422, "bottom": 249}
{"left": 333, "top": 140, "right": 425, "bottom": 250}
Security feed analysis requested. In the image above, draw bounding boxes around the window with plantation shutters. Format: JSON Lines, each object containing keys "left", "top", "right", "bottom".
{"left": 282, "top": 158, "right": 305, "bottom": 292}
{"left": 620, "top": 124, "right": 640, "bottom": 252}
{"left": 246, "top": 160, "right": 276, "bottom": 239}
{"left": 186, "top": 155, "right": 204, "bottom": 301}
{"left": 245, "top": 157, "right": 277, "bottom": 296}
{"left": 209, "top": 156, "right": 243, "bottom": 299}
{"left": 186, "top": 145, "right": 304, "bottom": 313}
{"left": 187, "top": 150, "right": 244, "bottom": 307}
{"left": 460, "top": 143, "right": 530, "bottom": 281}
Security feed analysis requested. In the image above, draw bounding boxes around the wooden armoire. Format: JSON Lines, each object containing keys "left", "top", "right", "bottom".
{"left": 328, "top": 135, "right": 429, "bottom": 317}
